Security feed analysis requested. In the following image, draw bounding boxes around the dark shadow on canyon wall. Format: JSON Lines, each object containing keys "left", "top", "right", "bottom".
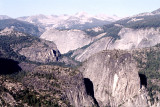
{"left": 84, "top": 78, "right": 99, "bottom": 107}
{"left": 0, "top": 58, "right": 21, "bottom": 74}
{"left": 139, "top": 73, "right": 147, "bottom": 88}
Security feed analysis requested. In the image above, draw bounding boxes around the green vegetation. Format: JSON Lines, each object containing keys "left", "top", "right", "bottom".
{"left": 128, "top": 15, "right": 160, "bottom": 29}
{"left": 32, "top": 72, "right": 57, "bottom": 80}
{"left": 116, "top": 15, "right": 160, "bottom": 29}
{"left": 17, "top": 89, "right": 60, "bottom": 106}
{"left": 138, "top": 49, "right": 160, "bottom": 79}
{"left": 0, "top": 70, "right": 70, "bottom": 106}
{"left": 134, "top": 46, "right": 160, "bottom": 103}
{"left": 85, "top": 23, "right": 121, "bottom": 39}
{"left": 5, "top": 71, "right": 28, "bottom": 82}
{"left": 84, "top": 29, "right": 104, "bottom": 37}
{"left": 102, "top": 24, "right": 121, "bottom": 39}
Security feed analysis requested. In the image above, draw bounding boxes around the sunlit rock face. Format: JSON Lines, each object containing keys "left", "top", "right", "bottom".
{"left": 112, "top": 27, "right": 160, "bottom": 50}
{"left": 80, "top": 50, "right": 149, "bottom": 107}
{"left": 40, "top": 29, "right": 92, "bottom": 54}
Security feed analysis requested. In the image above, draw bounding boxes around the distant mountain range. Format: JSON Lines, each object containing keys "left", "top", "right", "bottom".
{"left": 17, "top": 12, "right": 120, "bottom": 30}
{"left": 0, "top": 19, "right": 43, "bottom": 36}
{"left": 0, "top": 15, "right": 11, "bottom": 20}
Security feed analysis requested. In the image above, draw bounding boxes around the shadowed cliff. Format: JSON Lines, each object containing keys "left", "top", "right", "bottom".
{"left": 0, "top": 58, "right": 21, "bottom": 74}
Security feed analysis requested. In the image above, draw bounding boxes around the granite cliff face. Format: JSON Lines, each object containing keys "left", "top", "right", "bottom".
{"left": 17, "top": 39, "right": 60, "bottom": 63}
{"left": 80, "top": 50, "right": 151, "bottom": 106}
{"left": 72, "top": 36, "right": 112, "bottom": 62}
{"left": 112, "top": 27, "right": 160, "bottom": 50}
{"left": 40, "top": 29, "right": 93, "bottom": 54}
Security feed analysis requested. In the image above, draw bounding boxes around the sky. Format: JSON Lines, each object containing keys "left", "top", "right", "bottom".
{"left": 0, "top": 0, "right": 160, "bottom": 18}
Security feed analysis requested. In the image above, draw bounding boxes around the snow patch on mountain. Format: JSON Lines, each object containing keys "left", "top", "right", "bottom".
{"left": 127, "top": 18, "right": 144, "bottom": 23}
{"left": 17, "top": 12, "right": 120, "bottom": 30}
{"left": 86, "top": 27, "right": 103, "bottom": 32}
{"left": 95, "top": 14, "right": 120, "bottom": 21}
{"left": 133, "top": 12, "right": 154, "bottom": 17}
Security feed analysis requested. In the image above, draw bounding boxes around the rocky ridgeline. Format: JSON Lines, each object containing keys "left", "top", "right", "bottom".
{"left": 0, "top": 27, "right": 27, "bottom": 37}
{"left": 0, "top": 19, "right": 43, "bottom": 37}
{"left": 72, "top": 27, "right": 160, "bottom": 62}
{"left": 17, "top": 13, "right": 119, "bottom": 30}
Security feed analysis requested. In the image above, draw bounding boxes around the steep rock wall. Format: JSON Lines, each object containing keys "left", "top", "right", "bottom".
{"left": 80, "top": 50, "right": 149, "bottom": 106}
{"left": 40, "top": 29, "right": 92, "bottom": 54}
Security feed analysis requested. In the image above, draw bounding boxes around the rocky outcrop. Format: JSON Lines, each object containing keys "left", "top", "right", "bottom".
{"left": 17, "top": 39, "right": 61, "bottom": 63}
{"left": 1, "top": 92, "right": 17, "bottom": 106}
{"left": 40, "top": 29, "right": 93, "bottom": 54}
{"left": 0, "top": 77, "right": 26, "bottom": 106}
{"left": 80, "top": 50, "right": 150, "bottom": 106}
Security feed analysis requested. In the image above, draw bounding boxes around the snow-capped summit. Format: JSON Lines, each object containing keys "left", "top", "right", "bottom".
{"left": 18, "top": 14, "right": 48, "bottom": 24}
{"left": 95, "top": 14, "right": 120, "bottom": 21}
{"left": 0, "top": 15, "right": 11, "bottom": 20}
{"left": 75, "top": 12, "right": 92, "bottom": 18}
{"left": 17, "top": 12, "right": 120, "bottom": 30}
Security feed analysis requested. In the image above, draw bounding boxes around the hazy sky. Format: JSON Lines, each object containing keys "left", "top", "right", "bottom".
{"left": 0, "top": 0, "right": 160, "bottom": 18}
